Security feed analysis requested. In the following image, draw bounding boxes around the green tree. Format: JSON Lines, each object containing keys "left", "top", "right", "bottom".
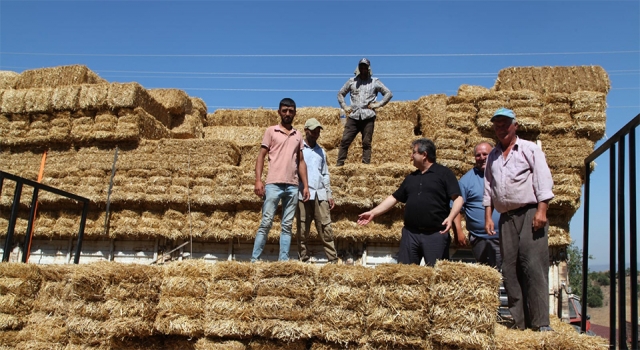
{"left": 567, "top": 242, "right": 604, "bottom": 306}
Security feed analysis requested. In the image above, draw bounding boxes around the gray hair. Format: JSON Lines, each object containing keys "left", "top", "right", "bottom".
{"left": 411, "top": 138, "right": 436, "bottom": 162}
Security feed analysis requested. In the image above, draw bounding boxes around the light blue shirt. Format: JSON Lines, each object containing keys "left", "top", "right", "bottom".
{"left": 460, "top": 167, "right": 500, "bottom": 239}
{"left": 299, "top": 141, "right": 332, "bottom": 201}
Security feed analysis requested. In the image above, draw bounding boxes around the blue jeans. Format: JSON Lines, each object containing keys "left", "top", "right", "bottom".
{"left": 251, "top": 184, "right": 299, "bottom": 262}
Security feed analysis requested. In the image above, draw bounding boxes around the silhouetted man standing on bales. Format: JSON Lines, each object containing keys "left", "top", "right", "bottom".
{"left": 336, "top": 58, "right": 393, "bottom": 166}
{"left": 296, "top": 118, "right": 338, "bottom": 264}
{"left": 452, "top": 142, "right": 502, "bottom": 269}
{"left": 483, "top": 107, "right": 554, "bottom": 332}
{"left": 251, "top": 98, "right": 310, "bottom": 262}
{"left": 357, "top": 138, "right": 463, "bottom": 266}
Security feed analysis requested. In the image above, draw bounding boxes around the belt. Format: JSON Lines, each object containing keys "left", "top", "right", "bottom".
{"left": 504, "top": 203, "right": 538, "bottom": 216}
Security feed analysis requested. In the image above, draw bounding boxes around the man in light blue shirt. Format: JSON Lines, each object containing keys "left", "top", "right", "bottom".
{"left": 296, "top": 118, "right": 338, "bottom": 263}
{"left": 453, "top": 142, "right": 502, "bottom": 269}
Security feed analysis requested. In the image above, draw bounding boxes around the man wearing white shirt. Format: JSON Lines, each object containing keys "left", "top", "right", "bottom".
{"left": 296, "top": 118, "right": 338, "bottom": 263}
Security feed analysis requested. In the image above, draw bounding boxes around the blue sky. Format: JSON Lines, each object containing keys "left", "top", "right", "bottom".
{"left": 1, "top": 1, "right": 638, "bottom": 268}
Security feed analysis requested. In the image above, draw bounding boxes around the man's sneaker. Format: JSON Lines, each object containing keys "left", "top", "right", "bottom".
{"left": 534, "top": 326, "right": 554, "bottom": 332}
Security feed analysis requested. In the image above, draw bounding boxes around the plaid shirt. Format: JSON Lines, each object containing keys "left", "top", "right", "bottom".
{"left": 337, "top": 76, "right": 393, "bottom": 120}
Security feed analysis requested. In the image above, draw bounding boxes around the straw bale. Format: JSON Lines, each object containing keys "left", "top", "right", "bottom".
{"left": 102, "top": 316, "right": 155, "bottom": 338}
{"left": 415, "top": 94, "right": 447, "bottom": 137}
{"left": 543, "top": 102, "right": 571, "bottom": 114}
{"left": 17, "top": 313, "right": 68, "bottom": 344}
{"left": 0, "top": 295, "right": 32, "bottom": 316}
{"left": 375, "top": 100, "right": 419, "bottom": 126}
{"left": 494, "top": 319, "right": 608, "bottom": 350}
{"left": 108, "top": 82, "right": 171, "bottom": 128}
{"left": 0, "top": 313, "right": 22, "bottom": 330}
{"left": 246, "top": 339, "right": 307, "bottom": 350}
{"left": 1, "top": 89, "right": 27, "bottom": 114}
{"left": 445, "top": 112, "right": 475, "bottom": 133}
{"left": 206, "top": 108, "right": 278, "bottom": 127}
{"left": 24, "top": 88, "right": 54, "bottom": 113}
{"left": 251, "top": 296, "right": 312, "bottom": 321}
{"left": 0, "top": 71, "right": 18, "bottom": 89}
{"left": 66, "top": 316, "right": 105, "bottom": 345}
{"left": 0, "top": 330, "right": 20, "bottom": 348}
{"left": 52, "top": 85, "right": 81, "bottom": 111}
{"left": 171, "top": 113, "right": 204, "bottom": 139}
{"left": 495, "top": 66, "right": 610, "bottom": 93}
{"left": 148, "top": 88, "right": 193, "bottom": 116}
{"left": 191, "top": 97, "right": 208, "bottom": 117}
{"left": 0, "top": 278, "right": 40, "bottom": 298}
{"left": 313, "top": 284, "right": 368, "bottom": 311}
{"left": 15, "top": 65, "right": 106, "bottom": 89}
{"left": 207, "top": 279, "right": 255, "bottom": 301}
{"left": 203, "top": 319, "right": 253, "bottom": 338}
{"left": 256, "top": 260, "right": 318, "bottom": 279}
{"left": 572, "top": 111, "right": 606, "bottom": 122}
{"left": 312, "top": 306, "right": 364, "bottom": 343}
{"left": 195, "top": 338, "right": 246, "bottom": 350}
{"left": 318, "top": 263, "right": 374, "bottom": 287}
{"left": 360, "top": 332, "right": 432, "bottom": 350}
{"left": 573, "top": 121, "right": 606, "bottom": 141}
{"left": 457, "top": 84, "right": 490, "bottom": 101}
{"left": 161, "top": 277, "right": 208, "bottom": 298}
{"left": 78, "top": 83, "right": 110, "bottom": 110}
{"left": 365, "top": 308, "right": 429, "bottom": 337}
{"left": 154, "top": 310, "right": 204, "bottom": 337}
{"left": 204, "top": 126, "right": 267, "bottom": 147}
{"left": 570, "top": 91, "right": 607, "bottom": 113}
{"left": 250, "top": 319, "right": 314, "bottom": 342}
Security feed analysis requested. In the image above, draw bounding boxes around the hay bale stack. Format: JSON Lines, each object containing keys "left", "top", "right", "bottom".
{"left": 570, "top": 91, "right": 607, "bottom": 141}
{"left": 325, "top": 120, "right": 417, "bottom": 166}
{"left": 415, "top": 94, "right": 447, "bottom": 137}
{"left": 15, "top": 265, "right": 72, "bottom": 349}
{"left": 149, "top": 89, "right": 206, "bottom": 139}
{"left": 541, "top": 93, "right": 572, "bottom": 134}
{"left": 206, "top": 109, "right": 279, "bottom": 127}
{"left": 476, "top": 90, "right": 543, "bottom": 132}
{"left": 312, "top": 264, "right": 372, "bottom": 345}
{"left": 155, "top": 260, "right": 213, "bottom": 338}
{"left": 0, "top": 263, "right": 41, "bottom": 332}
{"left": 0, "top": 71, "right": 19, "bottom": 89}
{"left": 494, "top": 317, "right": 608, "bottom": 349}
{"left": 248, "top": 262, "right": 317, "bottom": 342}
{"left": 204, "top": 261, "right": 256, "bottom": 338}
{"left": 495, "top": 66, "right": 611, "bottom": 94}
{"left": 446, "top": 95, "right": 477, "bottom": 133}
{"left": 149, "top": 89, "right": 193, "bottom": 117}
{"left": 65, "top": 262, "right": 161, "bottom": 346}
{"left": 363, "top": 264, "right": 435, "bottom": 349}
{"left": 14, "top": 65, "right": 107, "bottom": 89}
{"left": 432, "top": 128, "right": 472, "bottom": 178}
{"left": 430, "top": 260, "right": 501, "bottom": 350}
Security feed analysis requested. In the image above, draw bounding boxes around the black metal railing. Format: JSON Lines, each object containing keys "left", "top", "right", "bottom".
{"left": 0, "top": 170, "right": 89, "bottom": 264}
{"left": 582, "top": 113, "right": 639, "bottom": 349}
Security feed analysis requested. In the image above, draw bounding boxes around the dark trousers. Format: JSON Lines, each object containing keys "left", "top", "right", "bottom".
{"left": 499, "top": 205, "right": 550, "bottom": 329}
{"left": 397, "top": 227, "right": 450, "bottom": 266}
{"left": 336, "top": 117, "right": 375, "bottom": 166}
{"left": 470, "top": 235, "right": 502, "bottom": 269}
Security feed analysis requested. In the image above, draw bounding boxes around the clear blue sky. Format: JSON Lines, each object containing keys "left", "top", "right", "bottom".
{"left": 1, "top": 1, "right": 638, "bottom": 268}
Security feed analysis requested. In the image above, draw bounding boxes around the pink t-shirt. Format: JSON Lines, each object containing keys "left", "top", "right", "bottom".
{"left": 262, "top": 125, "right": 304, "bottom": 186}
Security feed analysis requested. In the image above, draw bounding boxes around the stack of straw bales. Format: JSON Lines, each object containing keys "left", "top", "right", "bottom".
{"left": 0, "top": 261, "right": 608, "bottom": 349}
{"left": 0, "top": 263, "right": 41, "bottom": 348}
{"left": 204, "top": 261, "right": 256, "bottom": 338}
{"left": 430, "top": 260, "right": 502, "bottom": 349}
{"left": 0, "top": 64, "right": 609, "bottom": 250}
{"left": 364, "top": 264, "right": 435, "bottom": 349}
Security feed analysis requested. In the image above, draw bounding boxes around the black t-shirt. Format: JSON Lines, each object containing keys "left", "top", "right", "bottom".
{"left": 392, "top": 163, "right": 461, "bottom": 232}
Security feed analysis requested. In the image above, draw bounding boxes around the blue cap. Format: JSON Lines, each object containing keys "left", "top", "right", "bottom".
{"left": 491, "top": 107, "right": 516, "bottom": 122}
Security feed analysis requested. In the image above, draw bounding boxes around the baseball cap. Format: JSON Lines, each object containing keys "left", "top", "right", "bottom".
{"left": 358, "top": 58, "right": 370, "bottom": 66}
{"left": 491, "top": 107, "right": 516, "bottom": 122}
{"left": 304, "top": 118, "right": 323, "bottom": 130}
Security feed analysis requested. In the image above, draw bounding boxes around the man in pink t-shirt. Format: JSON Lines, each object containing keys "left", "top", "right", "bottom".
{"left": 251, "top": 98, "right": 310, "bottom": 262}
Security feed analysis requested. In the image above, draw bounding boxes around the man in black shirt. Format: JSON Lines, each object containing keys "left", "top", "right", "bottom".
{"left": 357, "top": 138, "right": 463, "bottom": 265}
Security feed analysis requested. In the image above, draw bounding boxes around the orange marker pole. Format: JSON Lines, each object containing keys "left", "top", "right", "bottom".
{"left": 25, "top": 150, "right": 47, "bottom": 262}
